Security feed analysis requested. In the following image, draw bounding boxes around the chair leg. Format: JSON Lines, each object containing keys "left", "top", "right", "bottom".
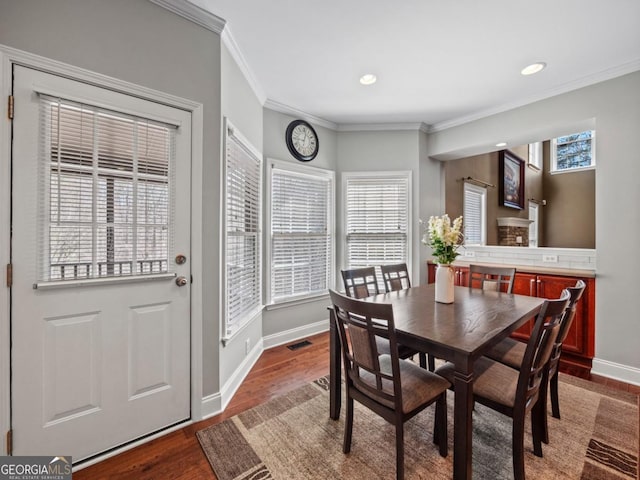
{"left": 427, "top": 354, "right": 435, "bottom": 372}
{"left": 419, "top": 353, "right": 428, "bottom": 369}
{"left": 550, "top": 370, "right": 561, "bottom": 419}
{"left": 395, "top": 420, "right": 405, "bottom": 480}
{"left": 433, "top": 392, "right": 448, "bottom": 457}
{"left": 539, "top": 370, "right": 550, "bottom": 445}
{"left": 531, "top": 401, "right": 544, "bottom": 457}
{"left": 343, "top": 395, "right": 354, "bottom": 454}
{"left": 512, "top": 413, "right": 526, "bottom": 480}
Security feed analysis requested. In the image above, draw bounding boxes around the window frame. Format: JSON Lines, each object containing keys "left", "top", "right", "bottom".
{"left": 221, "top": 118, "right": 263, "bottom": 341}
{"left": 342, "top": 170, "right": 412, "bottom": 284}
{"left": 528, "top": 141, "right": 542, "bottom": 170}
{"left": 266, "top": 158, "right": 335, "bottom": 306}
{"left": 463, "top": 181, "right": 487, "bottom": 246}
{"left": 528, "top": 201, "right": 539, "bottom": 247}
{"left": 550, "top": 130, "right": 596, "bottom": 174}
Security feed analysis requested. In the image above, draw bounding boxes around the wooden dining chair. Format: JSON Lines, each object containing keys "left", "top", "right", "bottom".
{"left": 468, "top": 264, "right": 516, "bottom": 293}
{"left": 486, "top": 279, "right": 586, "bottom": 444}
{"left": 341, "top": 267, "right": 428, "bottom": 369}
{"left": 329, "top": 289, "right": 450, "bottom": 480}
{"left": 380, "top": 263, "right": 435, "bottom": 370}
{"left": 381, "top": 263, "right": 412, "bottom": 293}
{"left": 341, "top": 266, "right": 380, "bottom": 299}
{"left": 435, "top": 290, "right": 570, "bottom": 480}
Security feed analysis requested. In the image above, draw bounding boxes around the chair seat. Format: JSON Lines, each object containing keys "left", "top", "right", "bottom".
{"left": 485, "top": 337, "right": 526, "bottom": 369}
{"left": 360, "top": 354, "right": 450, "bottom": 413}
{"left": 436, "top": 357, "right": 518, "bottom": 409}
{"left": 375, "top": 336, "right": 418, "bottom": 360}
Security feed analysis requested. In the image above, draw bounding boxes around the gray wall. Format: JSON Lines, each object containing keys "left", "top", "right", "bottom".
{"left": 428, "top": 71, "right": 640, "bottom": 375}
{"left": 336, "top": 130, "right": 424, "bottom": 285}
{"left": 220, "top": 45, "right": 264, "bottom": 386}
{"left": 0, "top": 0, "right": 223, "bottom": 397}
{"left": 261, "top": 109, "right": 338, "bottom": 337}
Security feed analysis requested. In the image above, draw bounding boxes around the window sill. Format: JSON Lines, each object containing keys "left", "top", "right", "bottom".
{"left": 550, "top": 165, "right": 595, "bottom": 175}
{"left": 221, "top": 305, "right": 263, "bottom": 346}
{"left": 265, "top": 292, "right": 330, "bottom": 311}
{"left": 33, "top": 272, "right": 176, "bottom": 290}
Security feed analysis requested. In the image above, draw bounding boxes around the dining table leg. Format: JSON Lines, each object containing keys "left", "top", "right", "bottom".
{"left": 329, "top": 308, "right": 341, "bottom": 420}
{"left": 453, "top": 358, "right": 474, "bottom": 480}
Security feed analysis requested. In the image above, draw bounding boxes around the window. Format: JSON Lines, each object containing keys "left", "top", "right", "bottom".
{"left": 528, "top": 201, "right": 539, "bottom": 247}
{"left": 551, "top": 130, "right": 595, "bottom": 173}
{"left": 463, "top": 182, "right": 487, "bottom": 245}
{"left": 223, "top": 120, "right": 262, "bottom": 337}
{"left": 39, "top": 95, "right": 175, "bottom": 282}
{"left": 528, "top": 141, "right": 542, "bottom": 170}
{"left": 344, "top": 172, "right": 411, "bottom": 280}
{"left": 267, "top": 159, "right": 334, "bottom": 304}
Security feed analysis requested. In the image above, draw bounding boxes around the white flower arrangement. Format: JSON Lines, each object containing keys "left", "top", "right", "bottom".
{"left": 422, "top": 214, "right": 464, "bottom": 265}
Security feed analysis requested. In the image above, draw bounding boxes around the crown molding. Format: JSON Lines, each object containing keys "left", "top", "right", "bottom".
{"left": 429, "top": 59, "right": 640, "bottom": 133}
{"left": 148, "top": 0, "right": 225, "bottom": 34}
{"left": 221, "top": 26, "right": 267, "bottom": 105}
{"left": 264, "top": 99, "right": 338, "bottom": 130}
{"left": 338, "top": 122, "right": 430, "bottom": 133}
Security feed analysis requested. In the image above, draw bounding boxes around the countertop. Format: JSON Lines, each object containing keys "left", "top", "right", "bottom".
{"left": 427, "top": 260, "right": 596, "bottom": 278}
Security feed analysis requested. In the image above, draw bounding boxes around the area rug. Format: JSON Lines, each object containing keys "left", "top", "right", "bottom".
{"left": 197, "top": 374, "right": 638, "bottom": 479}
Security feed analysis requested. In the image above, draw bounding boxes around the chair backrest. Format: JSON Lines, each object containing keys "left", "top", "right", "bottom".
{"left": 548, "top": 279, "right": 587, "bottom": 375}
{"left": 516, "top": 290, "right": 570, "bottom": 412}
{"left": 381, "top": 263, "right": 411, "bottom": 293}
{"left": 329, "top": 289, "right": 402, "bottom": 410}
{"left": 468, "top": 264, "right": 516, "bottom": 294}
{"left": 341, "top": 267, "right": 380, "bottom": 299}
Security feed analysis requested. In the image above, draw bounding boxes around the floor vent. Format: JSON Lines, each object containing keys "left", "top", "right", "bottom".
{"left": 287, "top": 340, "right": 312, "bottom": 351}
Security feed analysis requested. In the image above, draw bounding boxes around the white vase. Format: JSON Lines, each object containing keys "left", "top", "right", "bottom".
{"left": 435, "top": 264, "right": 455, "bottom": 304}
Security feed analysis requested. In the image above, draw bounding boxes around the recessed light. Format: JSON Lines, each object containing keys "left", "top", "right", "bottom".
{"left": 521, "top": 62, "right": 546, "bottom": 76}
{"left": 496, "top": 142, "right": 508, "bottom": 147}
{"left": 359, "top": 74, "right": 377, "bottom": 85}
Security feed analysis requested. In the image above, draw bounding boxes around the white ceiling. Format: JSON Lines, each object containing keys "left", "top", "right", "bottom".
{"left": 188, "top": 0, "right": 640, "bottom": 129}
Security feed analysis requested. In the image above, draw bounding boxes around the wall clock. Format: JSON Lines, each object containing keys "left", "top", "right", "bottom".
{"left": 285, "top": 120, "right": 319, "bottom": 162}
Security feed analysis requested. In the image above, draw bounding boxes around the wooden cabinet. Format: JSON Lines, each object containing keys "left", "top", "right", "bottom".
{"left": 426, "top": 262, "right": 596, "bottom": 377}
{"left": 427, "top": 264, "right": 469, "bottom": 286}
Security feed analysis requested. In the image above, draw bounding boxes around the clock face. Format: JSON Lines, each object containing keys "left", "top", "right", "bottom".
{"left": 286, "top": 120, "right": 319, "bottom": 161}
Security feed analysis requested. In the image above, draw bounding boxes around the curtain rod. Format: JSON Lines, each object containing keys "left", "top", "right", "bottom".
{"left": 460, "top": 176, "right": 495, "bottom": 188}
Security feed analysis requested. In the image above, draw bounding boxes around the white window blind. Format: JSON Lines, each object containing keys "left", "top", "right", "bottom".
{"left": 38, "top": 95, "right": 175, "bottom": 282}
{"left": 463, "top": 182, "right": 486, "bottom": 245}
{"left": 224, "top": 123, "right": 262, "bottom": 336}
{"left": 269, "top": 161, "right": 333, "bottom": 303}
{"left": 344, "top": 173, "right": 410, "bottom": 275}
{"left": 528, "top": 201, "right": 539, "bottom": 247}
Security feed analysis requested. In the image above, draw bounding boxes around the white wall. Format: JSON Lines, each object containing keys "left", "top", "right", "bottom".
{"left": 427, "top": 71, "right": 640, "bottom": 384}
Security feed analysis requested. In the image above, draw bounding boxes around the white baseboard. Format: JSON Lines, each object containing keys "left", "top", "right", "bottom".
{"left": 262, "top": 319, "right": 329, "bottom": 349}
{"left": 591, "top": 358, "right": 640, "bottom": 386}
{"left": 200, "top": 338, "right": 264, "bottom": 420}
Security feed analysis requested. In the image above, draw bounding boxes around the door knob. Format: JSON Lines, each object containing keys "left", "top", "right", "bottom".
{"left": 175, "top": 276, "right": 188, "bottom": 287}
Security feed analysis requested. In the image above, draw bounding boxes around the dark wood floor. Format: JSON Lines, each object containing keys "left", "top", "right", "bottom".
{"left": 74, "top": 332, "right": 331, "bottom": 480}
{"left": 74, "top": 331, "right": 638, "bottom": 479}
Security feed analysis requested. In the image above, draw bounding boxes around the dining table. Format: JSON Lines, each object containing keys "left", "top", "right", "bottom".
{"left": 328, "top": 283, "right": 546, "bottom": 480}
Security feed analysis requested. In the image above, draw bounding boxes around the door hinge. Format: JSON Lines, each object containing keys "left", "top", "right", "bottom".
{"left": 7, "top": 95, "right": 14, "bottom": 120}
{"left": 6, "top": 264, "right": 12, "bottom": 288}
{"left": 6, "top": 429, "right": 12, "bottom": 455}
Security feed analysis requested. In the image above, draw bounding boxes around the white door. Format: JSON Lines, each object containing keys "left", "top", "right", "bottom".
{"left": 11, "top": 66, "right": 191, "bottom": 462}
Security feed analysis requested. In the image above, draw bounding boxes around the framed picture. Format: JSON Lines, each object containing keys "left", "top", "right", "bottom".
{"left": 499, "top": 150, "right": 525, "bottom": 209}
